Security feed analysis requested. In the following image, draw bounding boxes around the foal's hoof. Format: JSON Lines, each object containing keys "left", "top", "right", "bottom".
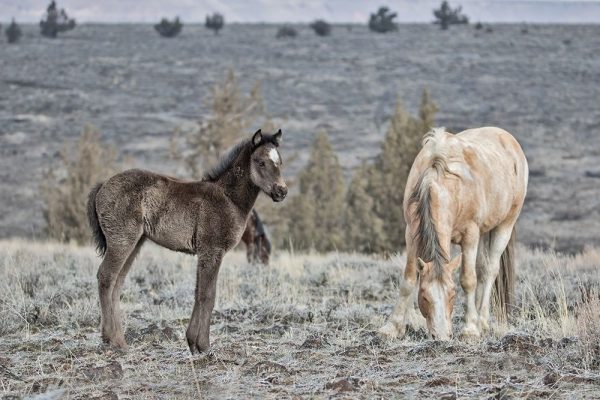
{"left": 187, "top": 338, "right": 210, "bottom": 355}
{"left": 101, "top": 337, "right": 128, "bottom": 351}
{"left": 378, "top": 322, "right": 404, "bottom": 340}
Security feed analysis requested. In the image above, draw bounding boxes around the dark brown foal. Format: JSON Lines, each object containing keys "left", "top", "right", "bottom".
{"left": 87, "top": 129, "right": 287, "bottom": 354}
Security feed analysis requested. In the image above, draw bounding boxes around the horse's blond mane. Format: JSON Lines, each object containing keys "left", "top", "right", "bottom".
{"left": 409, "top": 128, "right": 452, "bottom": 279}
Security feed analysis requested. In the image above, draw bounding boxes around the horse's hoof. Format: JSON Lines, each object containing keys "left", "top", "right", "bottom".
{"left": 478, "top": 317, "right": 490, "bottom": 333}
{"left": 459, "top": 324, "right": 481, "bottom": 340}
{"left": 378, "top": 322, "right": 403, "bottom": 340}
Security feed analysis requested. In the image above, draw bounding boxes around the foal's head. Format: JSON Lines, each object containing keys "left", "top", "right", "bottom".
{"left": 249, "top": 129, "right": 288, "bottom": 202}
{"left": 417, "top": 254, "right": 461, "bottom": 340}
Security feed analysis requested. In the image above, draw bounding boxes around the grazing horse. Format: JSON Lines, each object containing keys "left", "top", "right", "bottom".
{"left": 241, "top": 209, "right": 272, "bottom": 265}
{"left": 379, "top": 127, "right": 528, "bottom": 340}
{"left": 87, "top": 129, "right": 287, "bottom": 354}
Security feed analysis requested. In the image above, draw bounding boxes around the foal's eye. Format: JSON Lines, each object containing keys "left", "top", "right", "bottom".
{"left": 258, "top": 160, "right": 266, "bottom": 168}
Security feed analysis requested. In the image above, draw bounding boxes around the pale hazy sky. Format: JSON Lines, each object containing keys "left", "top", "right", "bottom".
{"left": 3, "top": 0, "right": 600, "bottom": 23}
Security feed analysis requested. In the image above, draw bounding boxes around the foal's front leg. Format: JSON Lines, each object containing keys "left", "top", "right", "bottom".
{"left": 186, "top": 250, "right": 224, "bottom": 354}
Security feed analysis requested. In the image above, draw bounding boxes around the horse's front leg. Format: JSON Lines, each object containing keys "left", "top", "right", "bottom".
{"left": 459, "top": 229, "right": 481, "bottom": 338}
{"left": 186, "top": 250, "right": 224, "bottom": 354}
{"left": 379, "top": 250, "right": 419, "bottom": 339}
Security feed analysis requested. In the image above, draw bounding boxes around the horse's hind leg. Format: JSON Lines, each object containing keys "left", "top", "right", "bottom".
{"left": 110, "top": 237, "right": 145, "bottom": 346}
{"left": 97, "top": 234, "right": 141, "bottom": 348}
{"left": 477, "top": 223, "right": 514, "bottom": 332}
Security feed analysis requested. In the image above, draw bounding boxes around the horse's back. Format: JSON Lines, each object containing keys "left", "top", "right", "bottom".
{"left": 453, "top": 127, "right": 528, "bottom": 189}
{"left": 94, "top": 169, "right": 239, "bottom": 252}
{"left": 453, "top": 127, "right": 528, "bottom": 228}
{"left": 405, "top": 127, "right": 528, "bottom": 234}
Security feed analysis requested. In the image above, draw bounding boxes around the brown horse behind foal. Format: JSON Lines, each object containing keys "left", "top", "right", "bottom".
{"left": 380, "top": 127, "right": 528, "bottom": 340}
{"left": 87, "top": 129, "right": 287, "bottom": 354}
{"left": 241, "top": 209, "right": 272, "bottom": 265}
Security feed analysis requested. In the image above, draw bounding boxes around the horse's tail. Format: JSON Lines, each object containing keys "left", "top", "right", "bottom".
{"left": 87, "top": 183, "right": 107, "bottom": 257}
{"left": 495, "top": 226, "right": 516, "bottom": 320}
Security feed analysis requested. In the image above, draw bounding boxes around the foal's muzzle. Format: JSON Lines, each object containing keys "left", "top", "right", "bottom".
{"left": 271, "top": 185, "right": 288, "bottom": 202}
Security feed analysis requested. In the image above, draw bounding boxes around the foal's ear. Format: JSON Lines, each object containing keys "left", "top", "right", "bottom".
{"left": 417, "top": 257, "right": 427, "bottom": 273}
{"left": 252, "top": 129, "right": 262, "bottom": 147}
{"left": 273, "top": 129, "right": 282, "bottom": 146}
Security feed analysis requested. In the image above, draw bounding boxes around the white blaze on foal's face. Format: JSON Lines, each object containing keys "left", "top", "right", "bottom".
{"left": 268, "top": 148, "right": 280, "bottom": 165}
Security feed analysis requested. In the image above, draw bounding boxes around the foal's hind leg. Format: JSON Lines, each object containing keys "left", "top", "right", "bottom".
{"left": 110, "top": 237, "right": 145, "bottom": 347}
{"left": 97, "top": 235, "right": 140, "bottom": 348}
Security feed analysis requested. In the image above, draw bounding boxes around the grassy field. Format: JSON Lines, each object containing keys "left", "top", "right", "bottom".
{"left": 0, "top": 240, "right": 598, "bottom": 399}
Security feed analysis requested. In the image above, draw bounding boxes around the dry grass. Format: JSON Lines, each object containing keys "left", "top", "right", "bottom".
{"left": 0, "top": 240, "right": 599, "bottom": 399}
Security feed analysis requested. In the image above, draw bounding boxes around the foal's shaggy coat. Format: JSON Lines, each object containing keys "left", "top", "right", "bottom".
{"left": 380, "top": 127, "right": 528, "bottom": 340}
{"left": 88, "top": 130, "right": 286, "bottom": 353}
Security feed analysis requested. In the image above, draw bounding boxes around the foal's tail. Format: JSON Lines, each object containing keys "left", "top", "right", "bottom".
{"left": 494, "top": 227, "right": 516, "bottom": 321}
{"left": 87, "top": 183, "right": 107, "bottom": 257}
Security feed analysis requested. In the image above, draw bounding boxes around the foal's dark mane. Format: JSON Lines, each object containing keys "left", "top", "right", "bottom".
{"left": 202, "top": 139, "right": 251, "bottom": 182}
{"left": 202, "top": 133, "right": 281, "bottom": 182}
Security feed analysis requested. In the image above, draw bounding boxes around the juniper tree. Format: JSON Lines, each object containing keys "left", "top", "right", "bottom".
{"left": 368, "top": 7, "right": 398, "bottom": 33}
{"left": 205, "top": 13, "right": 224, "bottom": 35}
{"left": 284, "top": 131, "right": 345, "bottom": 252}
{"left": 155, "top": 17, "right": 183, "bottom": 38}
{"left": 310, "top": 20, "right": 331, "bottom": 37}
{"left": 6, "top": 19, "right": 22, "bottom": 44}
{"left": 368, "top": 90, "right": 437, "bottom": 251}
{"left": 433, "top": 1, "right": 469, "bottom": 30}
{"left": 40, "top": 1, "right": 76, "bottom": 38}
{"left": 344, "top": 163, "right": 387, "bottom": 253}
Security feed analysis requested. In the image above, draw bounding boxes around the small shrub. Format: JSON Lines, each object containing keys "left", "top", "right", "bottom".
{"left": 155, "top": 17, "right": 183, "bottom": 38}
{"left": 276, "top": 25, "right": 297, "bottom": 38}
{"left": 172, "top": 69, "right": 270, "bottom": 178}
{"left": 366, "top": 89, "right": 437, "bottom": 252}
{"left": 475, "top": 22, "right": 483, "bottom": 30}
{"left": 205, "top": 13, "right": 224, "bottom": 35}
{"left": 40, "top": 1, "right": 76, "bottom": 38}
{"left": 310, "top": 19, "right": 331, "bottom": 37}
{"left": 433, "top": 1, "right": 469, "bottom": 30}
{"left": 344, "top": 163, "right": 387, "bottom": 253}
{"left": 368, "top": 6, "right": 398, "bottom": 33}
{"left": 283, "top": 131, "right": 345, "bottom": 252}
{"left": 41, "top": 125, "right": 117, "bottom": 244}
{"left": 5, "top": 19, "right": 22, "bottom": 44}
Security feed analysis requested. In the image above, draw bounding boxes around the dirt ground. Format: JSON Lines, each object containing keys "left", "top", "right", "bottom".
{"left": 0, "top": 240, "right": 598, "bottom": 399}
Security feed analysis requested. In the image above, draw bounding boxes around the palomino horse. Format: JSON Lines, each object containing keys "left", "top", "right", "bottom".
{"left": 241, "top": 209, "right": 272, "bottom": 265}
{"left": 379, "top": 127, "right": 528, "bottom": 340}
{"left": 87, "top": 129, "right": 287, "bottom": 354}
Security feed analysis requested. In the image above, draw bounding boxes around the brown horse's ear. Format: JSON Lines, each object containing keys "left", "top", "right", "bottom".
{"left": 252, "top": 129, "right": 262, "bottom": 147}
{"left": 417, "top": 257, "right": 426, "bottom": 272}
{"left": 449, "top": 254, "right": 462, "bottom": 272}
{"left": 273, "top": 129, "right": 282, "bottom": 146}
